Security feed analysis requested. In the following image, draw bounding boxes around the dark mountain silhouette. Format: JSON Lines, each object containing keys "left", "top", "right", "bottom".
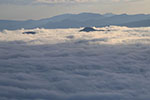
{"left": 103, "top": 14, "right": 150, "bottom": 25}
{"left": 42, "top": 13, "right": 150, "bottom": 29}
{"left": 0, "top": 13, "right": 150, "bottom": 30}
{"left": 121, "top": 19, "right": 150, "bottom": 27}
{"left": 23, "top": 31, "right": 36, "bottom": 34}
{"left": 80, "top": 27, "right": 97, "bottom": 32}
{"left": 103, "top": 13, "right": 115, "bottom": 17}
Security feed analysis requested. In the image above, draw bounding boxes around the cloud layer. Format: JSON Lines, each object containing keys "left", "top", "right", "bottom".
{"left": 35, "top": 0, "right": 94, "bottom": 3}
{"left": 0, "top": 26, "right": 150, "bottom": 100}
{"left": 0, "top": 0, "right": 139, "bottom": 5}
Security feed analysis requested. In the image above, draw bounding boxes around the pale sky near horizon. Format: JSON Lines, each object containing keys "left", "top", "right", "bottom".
{"left": 0, "top": 0, "right": 150, "bottom": 20}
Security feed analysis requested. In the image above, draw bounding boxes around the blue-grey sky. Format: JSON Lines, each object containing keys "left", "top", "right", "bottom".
{"left": 0, "top": 0, "right": 149, "bottom": 20}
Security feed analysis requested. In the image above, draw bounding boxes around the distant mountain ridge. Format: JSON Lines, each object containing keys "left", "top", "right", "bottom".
{"left": 0, "top": 13, "right": 150, "bottom": 30}
{"left": 120, "top": 19, "right": 150, "bottom": 27}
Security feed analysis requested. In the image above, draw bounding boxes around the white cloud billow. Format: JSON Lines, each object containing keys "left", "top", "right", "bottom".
{"left": 34, "top": 0, "right": 139, "bottom": 3}
{"left": 0, "top": 26, "right": 150, "bottom": 100}
{"left": 34, "top": 0, "right": 97, "bottom": 4}
{"left": 0, "top": 0, "right": 139, "bottom": 5}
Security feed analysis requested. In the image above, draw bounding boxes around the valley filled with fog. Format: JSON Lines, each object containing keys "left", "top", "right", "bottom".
{"left": 0, "top": 26, "right": 150, "bottom": 100}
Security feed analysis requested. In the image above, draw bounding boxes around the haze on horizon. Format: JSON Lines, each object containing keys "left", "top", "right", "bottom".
{"left": 0, "top": 0, "right": 150, "bottom": 20}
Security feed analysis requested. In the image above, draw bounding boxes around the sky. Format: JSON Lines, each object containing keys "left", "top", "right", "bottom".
{"left": 0, "top": 0, "right": 150, "bottom": 20}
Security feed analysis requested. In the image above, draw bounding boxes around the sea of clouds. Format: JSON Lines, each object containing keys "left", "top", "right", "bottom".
{"left": 0, "top": 26, "right": 150, "bottom": 100}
